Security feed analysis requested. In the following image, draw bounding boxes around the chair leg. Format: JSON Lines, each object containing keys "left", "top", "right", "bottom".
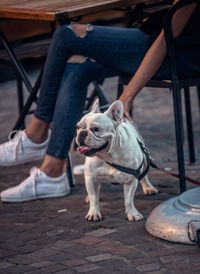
{"left": 67, "top": 154, "right": 75, "bottom": 188}
{"left": 197, "top": 86, "right": 200, "bottom": 114}
{"left": 92, "top": 81, "right": 109, "bottom": 106}
{"left": 184, "top": 87, "right": 195, "bottom": 164}
{"left": 13, "top": 69, "right": 43, "bottom": 130}
{"left": 85, "top": 88, "right": 98, "bottom": 111}
{"left": 84, "top": 81, "right": 109, "bottom": 111}
{"left": 117, "top": 77, "right": 124, "bottom": 98}
{"left": 172, "top": 84, "right": 186, "bottom": 193}
{"left": 16, "top": 75, "right": 25, "bottom": 129}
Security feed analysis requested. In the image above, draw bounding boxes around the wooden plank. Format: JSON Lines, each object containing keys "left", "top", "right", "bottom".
{"left": 0, "top": 0, "right": 146, "bottom": 21}
{"left": 54, "top": 0, "right": 142, "bottom": 20}
{"left": 0, "top": 20, "right": 51, "bottom": 41}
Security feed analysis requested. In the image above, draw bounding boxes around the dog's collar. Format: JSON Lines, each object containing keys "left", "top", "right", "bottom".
{"left": 106, "top": 139, "right": 150, "bottom": 181}
{"left": 84, "top": 141, "right": 109, "bottom": 156}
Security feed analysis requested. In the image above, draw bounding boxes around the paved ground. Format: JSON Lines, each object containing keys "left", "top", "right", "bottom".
{"left": 0, "top": 68, "right": 200, "bottom": 273}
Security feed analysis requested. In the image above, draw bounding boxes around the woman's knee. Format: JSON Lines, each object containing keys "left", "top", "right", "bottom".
{"left": 66, "top": 58, "right": 97, "bottom": 81}
{"left": 65, "top": 57, "right": 115, "bottom": 86}
{"left": 68, "top": 23, "right": 93, "bottom": 38}
{"left": 53, "top": 23, "right": 93, "bottom": 41}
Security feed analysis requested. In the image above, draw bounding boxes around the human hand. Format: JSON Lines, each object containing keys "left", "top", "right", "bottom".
{"left": 118, "top": 92, "right": 134, "bottom": 123}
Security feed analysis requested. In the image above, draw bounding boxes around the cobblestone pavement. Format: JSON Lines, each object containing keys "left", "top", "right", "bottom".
{"left": 0, "top": 75, "right": 200, "bottom": 273}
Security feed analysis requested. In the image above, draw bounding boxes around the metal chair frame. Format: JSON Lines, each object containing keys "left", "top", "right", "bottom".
{"left": 118, "top": 0, "right": 200, "bottom": 193}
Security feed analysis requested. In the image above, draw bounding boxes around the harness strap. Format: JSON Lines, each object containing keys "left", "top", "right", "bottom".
{"left": 105, "top": 139, "right": 200, "bottom": 186}
{"left": 84, "top": 141, "right": 108, "bottom": 156}
{"left": 106, "top": 139, "right": 150, "bottom": 181}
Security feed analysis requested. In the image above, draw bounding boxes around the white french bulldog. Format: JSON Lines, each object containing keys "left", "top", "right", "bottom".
{"left": 76, "top": 100, "right": 158, "bottom": 222}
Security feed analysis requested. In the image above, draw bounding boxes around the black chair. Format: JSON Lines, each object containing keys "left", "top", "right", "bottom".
{"left": 118, "top": 0, "right": 200, "bottom": 193}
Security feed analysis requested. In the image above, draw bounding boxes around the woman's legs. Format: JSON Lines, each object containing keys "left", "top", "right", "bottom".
{"left": 21, "top": 24, "right": 151, "bottom": 179}
{"left": 34, "top": 24, "right": 151, "bottom": 159}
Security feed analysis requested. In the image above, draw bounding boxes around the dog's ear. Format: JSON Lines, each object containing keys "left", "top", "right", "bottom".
{"left": 105, "top": 100, "right": 124, "bottom": 124}
{"left": 91, "top": 98, "right": 100, "bottom": 113}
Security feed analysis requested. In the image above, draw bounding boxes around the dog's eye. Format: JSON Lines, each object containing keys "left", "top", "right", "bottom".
{"left": 92, "top": 127, "right": 100, "bottom": 133}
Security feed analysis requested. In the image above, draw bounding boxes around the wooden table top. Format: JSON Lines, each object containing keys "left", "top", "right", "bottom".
{"left": 0, "top": 0, "right": 149, "bottom": 21}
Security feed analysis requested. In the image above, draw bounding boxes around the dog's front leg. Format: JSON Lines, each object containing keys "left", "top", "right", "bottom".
{"left": 85, "top": 175, "right": 102, "bottom": 221}
{"left": 123, "top": 179, "right": 143, "bottom": 222}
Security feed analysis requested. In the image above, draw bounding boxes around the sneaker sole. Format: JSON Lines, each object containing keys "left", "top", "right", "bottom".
{"left": 1, "top": 190, "right": 70, "bottom": 203}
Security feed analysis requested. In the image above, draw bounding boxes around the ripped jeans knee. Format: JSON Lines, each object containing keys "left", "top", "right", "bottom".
{"left": 67, "top": 55, "right": 96, "bottom": 64}
{"left": 68, "top": 23, "right": 93, "bottom": 38}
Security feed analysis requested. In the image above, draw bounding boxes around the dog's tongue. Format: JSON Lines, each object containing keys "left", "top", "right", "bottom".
{"left": 77, "top": 146, "right": 91, "bottom": 155}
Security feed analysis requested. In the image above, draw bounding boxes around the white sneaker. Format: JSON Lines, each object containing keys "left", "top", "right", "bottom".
{"left": 0, "top": 167, "right": 70, "bottom": 202}
{"left": 73, "top": 164, "right": 85, "bottom": 175}
{"left": 0, "top": 130, "right": 49, "bottom": 166}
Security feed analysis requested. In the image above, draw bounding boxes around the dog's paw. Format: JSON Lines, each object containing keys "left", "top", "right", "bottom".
{"left": 85, "top": 210, "right": 102, "bottom": 221}
{"left": 127, "top": 211, "right": 144, "bottom": 222}
{"left": 143, "top": 186, "right": 158, "bottom": 195}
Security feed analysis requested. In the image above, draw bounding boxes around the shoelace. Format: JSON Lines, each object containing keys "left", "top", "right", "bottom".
{"left": 20, "top": 167, "right": 38, "bottom": 186}
{"left": 20, "top": 167, "right": 41, "bottom": 195}
{"left": 30, "top": 167, "right": 40, "bottom": 177}
{"left": 5, "top": 130, "right": 24, "bottom": 160}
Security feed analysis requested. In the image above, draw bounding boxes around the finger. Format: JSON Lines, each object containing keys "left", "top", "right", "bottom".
{"left": 124, "top": 111, "right": 133, "bottom": 123}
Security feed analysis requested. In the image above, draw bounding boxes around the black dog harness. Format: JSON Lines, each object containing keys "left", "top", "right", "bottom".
{"left": 106, "top": 139, "right": 150, "bottom": 181}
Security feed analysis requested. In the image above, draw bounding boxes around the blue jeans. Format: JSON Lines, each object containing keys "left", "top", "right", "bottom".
{"left": 34, "top": 24, "right": 186, "bottom": 159}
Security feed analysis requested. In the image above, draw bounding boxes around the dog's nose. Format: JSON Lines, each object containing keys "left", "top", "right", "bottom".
{"left": 80, "top": 130, "right": 88, "bottom": 138}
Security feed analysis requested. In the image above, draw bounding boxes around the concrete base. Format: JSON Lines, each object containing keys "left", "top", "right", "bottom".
{"left": 146, "top": 187, "right": 200, "bottom": 245}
